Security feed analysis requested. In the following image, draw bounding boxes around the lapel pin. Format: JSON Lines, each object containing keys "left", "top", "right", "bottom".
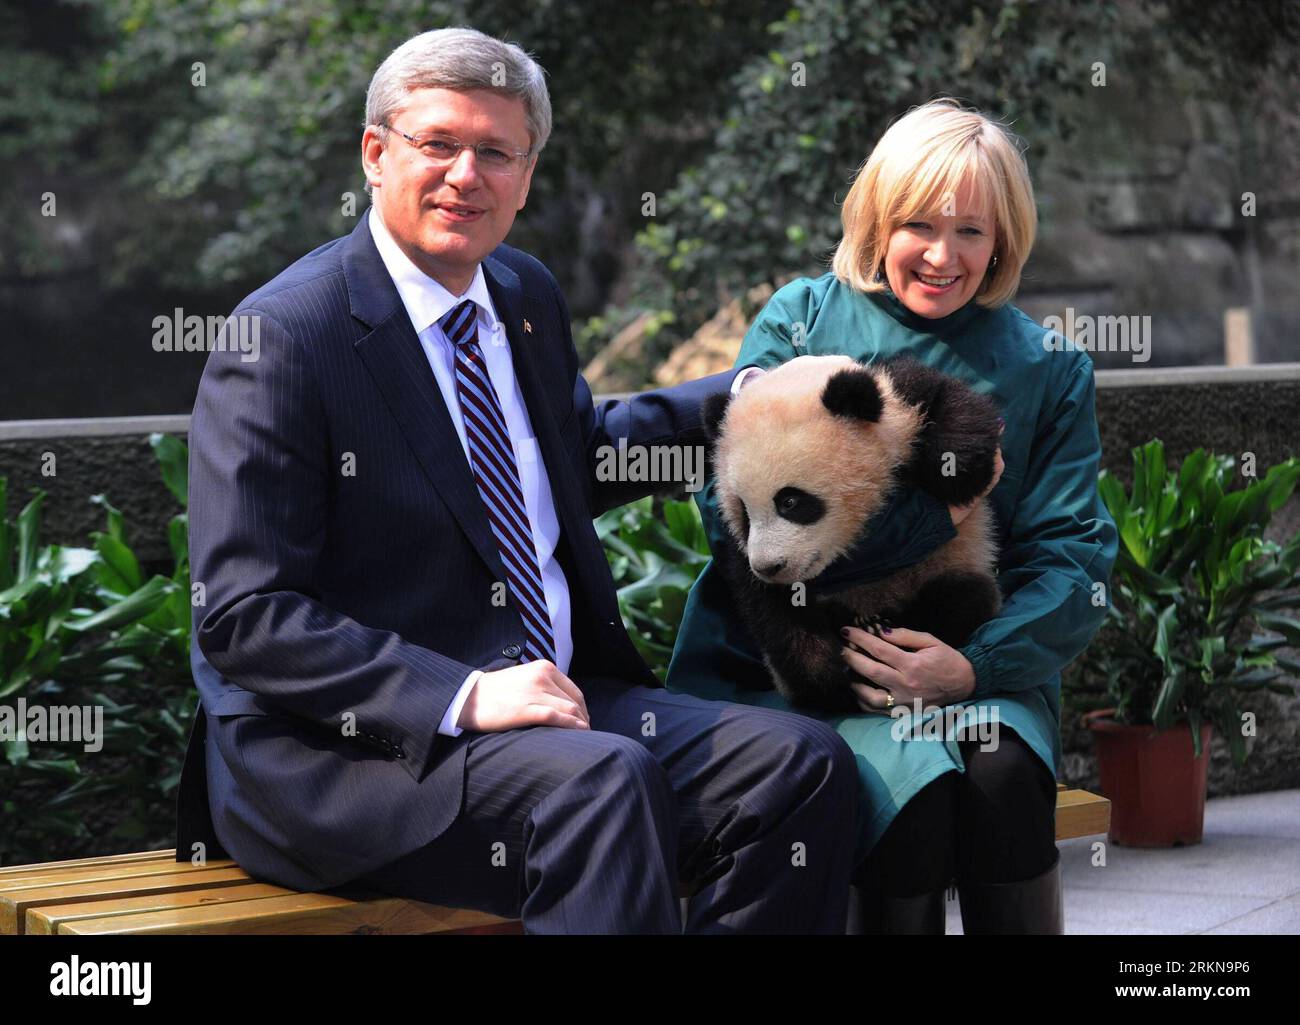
{"left": 523, "top": 318, "right": 533, "bottom": 334}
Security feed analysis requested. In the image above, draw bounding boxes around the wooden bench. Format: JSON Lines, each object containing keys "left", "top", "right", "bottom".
{"left": 0, "top": 851, "right": 521, "bottom": 936}
{"left": 2, "top": 786, "right": 1108, "bottom": 935}
{"left": 1054, "top": 781, "right": 1111, "bottom": 840}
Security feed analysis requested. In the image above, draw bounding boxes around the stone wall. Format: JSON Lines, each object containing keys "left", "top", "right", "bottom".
{"left": 1016, "top": 57, "right": 1300, "bottom": 370}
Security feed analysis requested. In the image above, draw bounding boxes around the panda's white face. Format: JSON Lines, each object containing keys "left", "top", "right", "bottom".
{"left": 712, "top": 356, "right": 923, "bottom": 586}
{"left": 729, "top": 481, "right": 834, "bottom": 584}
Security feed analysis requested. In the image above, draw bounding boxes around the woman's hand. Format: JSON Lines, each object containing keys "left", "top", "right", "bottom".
{"left": 841, "top": 625, "right": 976, "bottom": 713}
{"left": 949, "top": 422, "right": 1006, "bottom": 527}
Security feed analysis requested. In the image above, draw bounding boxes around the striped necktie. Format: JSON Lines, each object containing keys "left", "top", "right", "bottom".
{"left": 440, "top": 299, "right": 556, "bottom": 664}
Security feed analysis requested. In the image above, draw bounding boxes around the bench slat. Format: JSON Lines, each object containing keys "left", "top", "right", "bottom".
{"left": 26, "top": 882, "right": 302, "bottom": 934}
{"left": 1055, "top": 789, "right": 1111, "bottom": 841}
{"left": 0, "top": 849, "right": 177, "bottom": 877}
{"left": 58, "top": 892, "right": 521, "bottom": 935}
{"left": 0, "top": 857, "right": 240, "bottom": 891}
{"left": 0, "top": 867, "right": 252, "bottom": 935}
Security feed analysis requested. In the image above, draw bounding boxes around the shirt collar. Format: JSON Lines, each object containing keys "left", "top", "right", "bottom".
{"left": 368, "top": 206, "right": 497, "bottom": 337}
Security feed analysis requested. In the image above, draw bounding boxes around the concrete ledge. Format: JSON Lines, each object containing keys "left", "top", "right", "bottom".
{"left": 3, "top": 363, "right": 1296, "bottom": 441}
{"left": 1095, "top": 362, "right": 1300, "bottom": 387}
{"left": 0, "top": 415, "right": 192, "bottom": 441}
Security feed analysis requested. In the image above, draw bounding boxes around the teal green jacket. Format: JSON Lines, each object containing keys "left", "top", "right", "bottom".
{"left": 667, "top": 274, "right": 1119, "bottom": 796}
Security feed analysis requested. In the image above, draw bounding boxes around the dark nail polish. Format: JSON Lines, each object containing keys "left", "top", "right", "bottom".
{"left": 840, "top": 627, "right": 850, "bottom": 637}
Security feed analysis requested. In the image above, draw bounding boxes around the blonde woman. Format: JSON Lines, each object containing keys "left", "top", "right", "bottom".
{"left": 667, "top": 99, "right": 1119, "bottom": 934}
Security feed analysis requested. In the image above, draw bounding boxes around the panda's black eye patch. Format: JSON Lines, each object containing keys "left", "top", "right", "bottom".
{"left": 774, "top": 487, "right": 824, "bottom": 524}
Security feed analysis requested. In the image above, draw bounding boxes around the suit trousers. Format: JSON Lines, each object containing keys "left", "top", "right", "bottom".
{"left": 349, "top": 681, "right": 859, "bottom": 934}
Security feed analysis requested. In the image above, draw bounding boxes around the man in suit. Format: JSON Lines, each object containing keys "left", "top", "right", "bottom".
{"left": 176, "top": 26, "right": 858, "bottom": 933}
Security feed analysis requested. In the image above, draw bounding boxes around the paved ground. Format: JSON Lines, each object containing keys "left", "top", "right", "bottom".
{"left": 944, "top": 788, "right": 1300, "bottom": 934}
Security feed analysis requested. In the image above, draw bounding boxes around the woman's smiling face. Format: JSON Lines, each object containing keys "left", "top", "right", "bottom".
{"left": 883, "top": 180, "right": 996, "bottom": 319}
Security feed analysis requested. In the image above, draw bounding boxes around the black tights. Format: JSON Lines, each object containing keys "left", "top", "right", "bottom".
{"left": 852, "top": 725, "right": 1058, "bottom": 896}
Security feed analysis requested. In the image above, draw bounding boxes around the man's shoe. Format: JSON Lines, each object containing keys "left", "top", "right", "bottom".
{"left": 846, "top": 882, "right": 947, "bottom": 934}
{"left": 956, "top": 849, "right": 1063, "bottom": 935}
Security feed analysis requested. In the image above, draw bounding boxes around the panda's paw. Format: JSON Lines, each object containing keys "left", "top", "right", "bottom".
{"left": 856, "top": 613, "right": 893, "bottom": 638}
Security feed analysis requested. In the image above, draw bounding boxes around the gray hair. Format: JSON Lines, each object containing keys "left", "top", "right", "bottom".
{"left": 363, "top": 27, "right": 552, "bottom": 196}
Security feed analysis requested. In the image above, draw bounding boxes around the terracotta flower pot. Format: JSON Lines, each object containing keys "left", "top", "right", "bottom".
{"left": 1081, "top": 709, "right": 1213, "bottom": 847}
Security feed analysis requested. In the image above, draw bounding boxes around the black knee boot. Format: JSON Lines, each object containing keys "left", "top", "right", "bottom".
{"left": 955, "top": 728, "right": 1063, "bottom": 935}
{"left": 957, "top": 848, "right": 1063, "bottom": 935}
{"left": 847, "top": 880, "right": 948, "bottom": 934}
{"left": 847, "top": 773, "right": 957, "bottom": 935}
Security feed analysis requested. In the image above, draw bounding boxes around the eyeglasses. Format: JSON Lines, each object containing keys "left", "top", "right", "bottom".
{"left": 381, "top": 125, "right": 532, "bottom": 176}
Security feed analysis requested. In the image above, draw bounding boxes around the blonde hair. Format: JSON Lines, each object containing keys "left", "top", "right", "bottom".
{"left": 831, "top": 98, "right": 1036, "bottom": 308}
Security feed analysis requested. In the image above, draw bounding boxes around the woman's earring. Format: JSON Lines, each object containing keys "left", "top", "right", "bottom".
{"left": 989, "top": 254, "right": 999, "bottom": 270}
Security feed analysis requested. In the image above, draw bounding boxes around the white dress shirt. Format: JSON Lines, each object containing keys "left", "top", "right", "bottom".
{"left": 369, "top": 207, "right": 573, "bottom": 736}
{"left": 368, "top": 206, "right": 760, "bottom": 737}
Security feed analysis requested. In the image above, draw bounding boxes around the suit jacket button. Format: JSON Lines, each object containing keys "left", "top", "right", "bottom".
{"left": 502, "top": 643, "right": 522, "bottom": 659}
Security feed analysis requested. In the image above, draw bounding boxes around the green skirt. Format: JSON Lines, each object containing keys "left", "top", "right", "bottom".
{"left": 665, "top": 561, "right": 1061, "bottom": 866}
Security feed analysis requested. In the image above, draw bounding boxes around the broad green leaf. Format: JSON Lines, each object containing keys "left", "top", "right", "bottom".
{"left": 1254, "top": 614, "right": 1300, "bottom": 646}
{"left": 90, "top": 493, "right": 125, "bottom": 542}
{"left": 1225, "top": 721, "right": 1246, "bottom": 766}
{"left": 1259, "top": 459, "right": 1300, "bottom": 513}
{"left": 1152, "top": 603, "right": 1178, "bottom": 661}
{"left": 1097, "top": 472, "right": 1128, "bottom": 523}
{"left": 168, "top": 512, "right": 188, "bottom": 569}
{"left": 1187, "top": 708, "right": 1205, "bottom": 758}
{"left": 150, "top": 433, "right": 189, "bottom": 508}
{"left": 92, "top": 532, "right": 143, "bottom": 595}
{"left": 1120, "top": 517, "right": 1148, "bottom": 566}
{"left": 19, "top": 757, "right": 81, "bottom": 779}
{"left": 1151, "top": 668, "right": 1183, "bottom": 730}
{"left": 1273, "top": 656, "right": 1300, "bottom": 677}
{"left": 16, "top": 490, "right": 45, "bottom": 581}
{"left": 63, "top": 576, "right": 174, "bottom": 633}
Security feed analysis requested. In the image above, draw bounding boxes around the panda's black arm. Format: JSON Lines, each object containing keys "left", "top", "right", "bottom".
{"left": 712, "top": 539, "right": 862, "bottom": 713}
{"left": 760, "top": 614, "right": 864, "bottom": 714}
{"left": 885, "top": 358, "right": 1003, "bottom": 506}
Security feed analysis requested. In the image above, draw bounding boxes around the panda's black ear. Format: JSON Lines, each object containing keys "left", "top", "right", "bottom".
{"left": 822, "top": 368, "right": 883, "bottom": 422}
{"left": 701, "top": 392, "right": 732, "bottom": 442}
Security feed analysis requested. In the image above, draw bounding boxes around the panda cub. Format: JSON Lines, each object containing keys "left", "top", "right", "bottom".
{"left": 701, "top": 354, "right": 1004, "bottom": 713}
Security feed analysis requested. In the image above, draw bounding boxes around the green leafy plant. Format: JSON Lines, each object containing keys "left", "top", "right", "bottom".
{"left": 596, "top": 496, "right": 712, "bottom": 677}
{"left": 1072, "top": 440, "right": 1300, "bottom": 764}
{"left": 0, "top": 434, "right": 194, "bottom": 864}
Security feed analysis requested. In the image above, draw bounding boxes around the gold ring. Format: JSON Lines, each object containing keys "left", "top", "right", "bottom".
{"left": 885, "top": 693, "right": 895, "bottom": 708}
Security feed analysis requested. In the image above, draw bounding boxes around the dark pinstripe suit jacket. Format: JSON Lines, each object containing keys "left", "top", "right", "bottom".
{"left": 175, "top": 214, "right": 737, "bottom": 891}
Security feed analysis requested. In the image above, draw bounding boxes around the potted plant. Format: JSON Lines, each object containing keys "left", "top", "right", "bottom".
{"left": 1071, "top": 440, "right": 1300, "bottom": 846}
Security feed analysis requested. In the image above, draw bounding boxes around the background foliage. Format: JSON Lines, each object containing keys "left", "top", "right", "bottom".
{"left": 0, "top": 436, "right": 192, "bottom": 865}
{"left": 1070, "top": 442, "right": 1300, "bottom": 764}
{"left": 6, "top": 0, "right": 1296, "bottom": 377}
